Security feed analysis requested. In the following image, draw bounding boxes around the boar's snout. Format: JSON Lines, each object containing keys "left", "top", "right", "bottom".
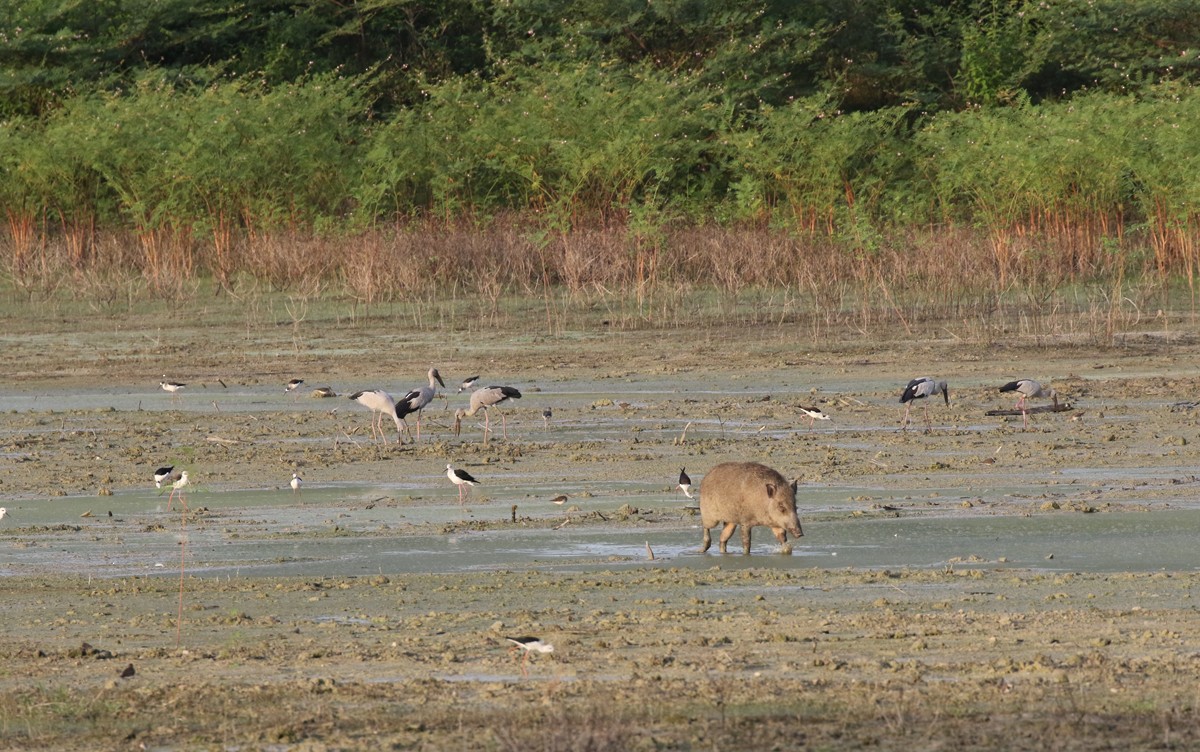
{"left": 771, "top": 495, "right": 804, "bottom": 539}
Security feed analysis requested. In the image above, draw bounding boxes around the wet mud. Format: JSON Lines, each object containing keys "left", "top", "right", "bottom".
{"left": 3, "top": 308, "right": 1200, "bottom": 749}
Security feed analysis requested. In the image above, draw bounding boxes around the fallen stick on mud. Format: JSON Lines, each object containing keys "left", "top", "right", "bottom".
{"left": 206, "top": 436, "right": 243, "bottom": 445}
{"left": 674, "top": 421, "right": 693, "bottom": 445}
{"left": 985, "top": 403, "right": 1074, "bottom": 417}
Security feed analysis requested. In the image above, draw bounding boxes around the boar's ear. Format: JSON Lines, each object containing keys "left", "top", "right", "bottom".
{"left": 765, "top": 482, "right": 776, "bottom": 498}
{"left": 791, "top": 479, "right": 798, "bottom": 493}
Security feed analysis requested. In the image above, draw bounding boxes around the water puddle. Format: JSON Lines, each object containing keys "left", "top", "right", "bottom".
{"left": 2, "top": 371, "right": 1196, "bottom": 580}
{"left": 2, "top": 483, "right": 1198, "bottom": 578}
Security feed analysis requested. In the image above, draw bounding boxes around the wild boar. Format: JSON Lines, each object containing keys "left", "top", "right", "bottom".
{"left": 699, "top": 462, "right": 803, "bottom": 555}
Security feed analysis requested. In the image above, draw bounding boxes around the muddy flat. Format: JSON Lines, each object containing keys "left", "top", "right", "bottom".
{"left": 3, "top": 301, "right": 1200, "bottom": 750}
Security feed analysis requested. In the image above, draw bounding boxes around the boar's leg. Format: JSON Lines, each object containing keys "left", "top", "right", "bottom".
{"left": 740, "top": 525, "right": 753, "bottom": 555}
{"left": 701, "top": 525, "right": 714, "bottom": 553}
{"left": 772, "top": 527, "right": 793, "bottom": 554}
{"left": 718, "top": 522, "right": 738, "bottom": 554}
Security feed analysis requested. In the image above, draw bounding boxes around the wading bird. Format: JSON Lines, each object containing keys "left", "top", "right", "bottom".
{"left": 900, "top": 377, "right": 949, "bottom": 431}
{"left": 798, "top": 405, "right": 831, "bottom": 430}
{"left": 678, "top": 468, "right": 693, "bottom": 499}
{"left": 505, "top": 636, "right": 554, "bottom": 676}
{"left": 348, "top": 389, "right": 405, "bottom": 443}
{"left": 154, "top": 466, "right": 179, "bottom": 489}
{"left": 454, "top": 386, "right": 522, "bottom": 442}
{"left": 542, "top": 406, "right": 552, "bottom": 430}
{"left": 0, "top": 507, "right": 8, "bottom": 521}
{"left": 160, "top": 378, "right": 186, "bottom": 402}
{"left": 395, "top": 368, "right": 445, "bottom": 441}
{"left": 290, "top": 472, "right": 303, "bottom": 495}
{"left": 457, "top": 375, "right": 479, "bottom": 394}
{"left": 999, "top": 379, "right": 1058, "bottom": 429}
{"left": 285, "top": 379, "right": 304, "bottom": 400}
{"left": 446, "top": 464, "right": 479, "bottom": 504}
{"left": 167, "top": 471, "right": 190, "bottom": 512}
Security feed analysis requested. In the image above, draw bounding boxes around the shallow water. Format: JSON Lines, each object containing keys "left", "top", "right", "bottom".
{"left": 4, "top": 361, "right": 1199, "bottom": 580}
{"left": 3, "top": 482, "right": 1198, "bottom": 578}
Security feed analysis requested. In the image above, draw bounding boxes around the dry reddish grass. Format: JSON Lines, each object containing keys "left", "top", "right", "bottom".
{"left": 0, "top": 218, "right": 1175, "bottom": 343}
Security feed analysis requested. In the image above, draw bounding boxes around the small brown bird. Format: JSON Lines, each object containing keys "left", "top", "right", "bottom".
{"left": 120, "top": 664, "right": 136, "bottom": 678}
{"left": 551, "top": 495, "right": 568, "bottom": 505}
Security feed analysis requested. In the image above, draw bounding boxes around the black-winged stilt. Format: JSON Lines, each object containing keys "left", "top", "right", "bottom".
{"left": 0, "top": 507, "right": 8, "bottom": 520}
{"left": 286, "top": 379, "right": 304, "bottom": 400}
{"left": 154, "top": 466, "right": 178, "bottom": 489}
{"left": 290, "top": 472, "right": 303, "bottom": 495}
{"left": 446, "top": 464, "right": 479, "bottom": 504}
{"left": 999, "top": 379, "right": 1058, "bottom": 429}
{"left": 166, "top": 471, "right": 190, "bottom": 511}
{"left": 457, "top": 375, "right": 480, "bottom": 394}
{"left": 454, "top": 386, "right": 522, "bottom": 442}
{"left": 160, "top": 379, "right": 186, "bottom": 402}
{"left": 348, "top": 389, "right": 405, "bottom": 443}
{"left": 798, "top": 405, "right": 831, "bottom": 429}
{"left": 542, "top": 406, "right": 552, "bottom": 430}
{"left": 900, "top": 377, "right": 949, "bottom": 431}
{"left": 395, "top": 368, "right": 445, "bottom": 440}
{"left": 505, "top": 635, "right": 554, "bottom": 676}
{"left": 678, "top": 468, "right": 693, "bottom": 499}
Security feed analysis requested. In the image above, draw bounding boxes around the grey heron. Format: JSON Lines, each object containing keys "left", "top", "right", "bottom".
{"left": 454, "top": 386, "right": 522, "bottom": 441}
{"left": 999, "top": 379, "right": 1057, "bottom": 429}
{"left": 395, "top": 368, "right": 445, "bottom": 440}
{"left": 348, "top": 389, "right": 405, "bottom": 443}
{"left": 900, "top": 377, "right": 949, "bottom": 431}
{"left": 446, "top": 463, "right": 479, "bottom": 504}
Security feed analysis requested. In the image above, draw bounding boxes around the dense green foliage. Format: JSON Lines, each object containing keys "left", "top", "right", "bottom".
{"left": 3, "top": 0, "right": 1200, "bottom": 306}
